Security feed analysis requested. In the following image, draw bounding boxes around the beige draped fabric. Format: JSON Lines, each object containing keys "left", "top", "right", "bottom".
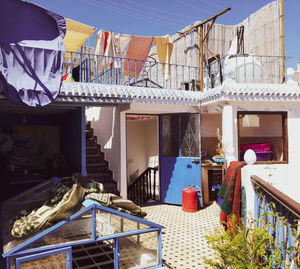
{"left": 153, "top": 35, "right": 174, "bottom": 78}
{"left": 63, "top": 18, "right": 95, "bottom": 59}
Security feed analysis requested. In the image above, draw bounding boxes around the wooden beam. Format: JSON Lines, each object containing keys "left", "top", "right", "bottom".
{"left": 203, "top": 18, "right": 216, "bottom": 43}
{"left": 179, "top": 8, "right": 231, "bottom": 35}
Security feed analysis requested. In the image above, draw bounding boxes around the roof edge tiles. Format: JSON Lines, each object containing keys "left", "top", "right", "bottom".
{"left": 59, "top": 82, "right": 201, "bottom": 105}
{"left": 200, "top": 80, "right": 300, "bottom": 105}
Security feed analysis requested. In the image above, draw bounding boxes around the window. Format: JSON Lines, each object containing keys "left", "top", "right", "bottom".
{"left": 237, "top": 112, "right": 288, "bottom": 163}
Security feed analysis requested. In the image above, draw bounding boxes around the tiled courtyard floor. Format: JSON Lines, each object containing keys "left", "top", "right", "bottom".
{"left": 142, "top": 203, "right": 221, "bottom": 269}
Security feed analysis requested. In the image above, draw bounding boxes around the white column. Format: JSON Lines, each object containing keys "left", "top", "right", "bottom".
{"left": 222, "top": 104, "right": 237, "bottom": 166}
{"left": 120, "top": 111, "right": 127, "bottom": 198}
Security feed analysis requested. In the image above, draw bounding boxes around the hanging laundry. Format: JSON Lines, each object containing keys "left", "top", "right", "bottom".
{"left": 153, "top": 35, "right": 174, "bottom": 79}
{"left": 95, "top": 30, "right": 108, "bottom": 69}
{"left": 124, "top": 36, "right": 153, "bottom": 77}
{"left": 0, "top": 1, "right": 66, "bottom": 107}
{"left": 153, "top": 35, "right": 173, "bottom": 65}
{"left": 115, "top": 34, "right": 131, "bottom": 57}
{"left": 95, "top": 30, "right": 105, "bottom": 55}
{"left": 113, "top": 33, "right": 131, "bottom": 68}
{"left": 104, "top": 32, "right": 116, "bottom": 65}
{"left": 63, "top": 18, "right": 95, "bottom": 59}
{"left": 95, "top": 30, "right": 118, "bottom": 70}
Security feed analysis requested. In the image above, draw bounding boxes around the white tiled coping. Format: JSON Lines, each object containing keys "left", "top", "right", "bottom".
{"left": 59, "top": 82, "right": 201, "bottom": 105}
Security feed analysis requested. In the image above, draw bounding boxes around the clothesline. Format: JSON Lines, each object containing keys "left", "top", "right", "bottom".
{"left": 94, "top": 29, "right": 174, "bottom": 78}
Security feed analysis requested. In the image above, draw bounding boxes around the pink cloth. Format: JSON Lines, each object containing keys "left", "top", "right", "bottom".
{"left": 124, "top": 36, "right": 153, "bottom": 77}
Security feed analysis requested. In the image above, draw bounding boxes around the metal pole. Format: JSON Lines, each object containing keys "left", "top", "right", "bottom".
{"left": 280, "top": 0, "right": 285, "bottom": 83}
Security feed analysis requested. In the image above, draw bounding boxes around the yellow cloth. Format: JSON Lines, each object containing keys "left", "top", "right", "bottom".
{"left": 153, "top": 35, "right": 173, "bottom": 78}
{"left": 63, "top": 18, "right": 96, "bottom": 59}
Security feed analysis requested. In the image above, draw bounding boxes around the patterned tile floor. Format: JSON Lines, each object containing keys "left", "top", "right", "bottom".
{"left": 142, "top": 203, "right": 221, "bottom": 269}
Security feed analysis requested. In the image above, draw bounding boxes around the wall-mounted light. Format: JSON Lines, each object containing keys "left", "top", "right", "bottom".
{"left": 215, "top": 105, "right": 223, "bottom": 112}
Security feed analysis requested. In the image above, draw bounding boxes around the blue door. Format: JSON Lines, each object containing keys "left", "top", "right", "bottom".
{"left": 159, "top": 113, "right": 202, "bottom": 205}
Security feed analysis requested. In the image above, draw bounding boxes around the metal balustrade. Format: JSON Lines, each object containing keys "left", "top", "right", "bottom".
{"left": 128, "top": 167, "right": 159, "bottom": 205}
{"left": 64, "top": 52, "right": 201, "bottom": 91}
{"left": 206, "top": 54, "right": 289, "bottom": 87}
{"left": 64, "top": 51, "right": 289, "bottom": 91}
{"left": 251, "top": 175, "right": 300, "bottom": 268}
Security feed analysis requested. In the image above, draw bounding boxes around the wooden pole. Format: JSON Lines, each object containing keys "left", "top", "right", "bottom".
{"left": 180, "top": 8, "right": 231, "bottom": 35}
{"left": 280, "top": 0, "right": 285, "bottom": 83}
{"left": 179, "top": 8, "right": 231, "bottom": 91}
{"left": 200, "top": 25, "right": 204, "bottom": 91}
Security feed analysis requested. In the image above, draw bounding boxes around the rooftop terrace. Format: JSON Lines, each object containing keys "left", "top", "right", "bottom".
{"left": 63, "top": 50, "right": 289, "bottom": 92}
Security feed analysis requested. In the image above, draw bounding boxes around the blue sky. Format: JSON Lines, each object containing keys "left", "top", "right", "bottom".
{"left": 33, "top": 0, "right": 299, "bottom": 69}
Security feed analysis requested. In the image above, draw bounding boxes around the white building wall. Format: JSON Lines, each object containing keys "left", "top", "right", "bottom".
{"left": 224, "top": 102, "right": 300, "bottom": 217}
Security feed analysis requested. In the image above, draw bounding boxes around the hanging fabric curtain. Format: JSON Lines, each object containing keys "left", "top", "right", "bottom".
{"left": 153, "top": 34, "right": 174, "bottom": 79}
{"left": 124, "top": 36, "right": 153, "bottom": 77}
{"left": 0, "top": 0, "right": 66, "bottom": 107}
{"left": 64, "top": 18, "right": 96, "bottom": 59}
{"left": 95, "top": 31, "right": 131, "bottom": 70}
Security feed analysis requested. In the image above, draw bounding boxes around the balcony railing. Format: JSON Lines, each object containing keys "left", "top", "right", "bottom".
{"left": 63, "top": 51, "right": 289, "bottom": 90}
{"left": 251, "top": 175, "right": 300, "bottom": 268}
{"left": 64, "top": 51, "right": 201, "bottom": 91}
{"left": 207, "top": 54, "right": 288, "bottom": 87}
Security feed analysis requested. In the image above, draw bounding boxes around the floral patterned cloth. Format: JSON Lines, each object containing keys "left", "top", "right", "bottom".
{"left": 218, "top": 161, "right": 244, "bottom": 221}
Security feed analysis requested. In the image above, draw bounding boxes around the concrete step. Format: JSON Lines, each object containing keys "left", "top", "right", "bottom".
{"left": 86, "top": 152, "right": 104, "bottom": 159}
{"left": 87, "top": 171, "right": 113, "bottom": 182}
{"left": 86, "top": 148, "right": 101, "bottom": 155}
{"left": 86, "top": 161, "right": 108, "bottom": 167}
{"left": 86, "top": 137, "right": 98, "bottom": 146}
{"left": 86, "top": 164, "right": 109, "bottom": 173}
{"left": 86, "top": 145, "right": 100, "bottom": 150}
{"left": 85, "top": 129, "right": 94, "bottom": 140}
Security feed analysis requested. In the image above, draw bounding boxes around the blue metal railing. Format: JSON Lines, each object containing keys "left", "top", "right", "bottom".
{"left": 251, "top": 175, "right": 300, "bottom": 268}
{"left": 206, "top": 54, "right": 288, "bottom": 87}
{"left": 64, "top": 51, "right": 289, "bottom": 90}
{"left": 64, "top": 51, "right": 201, "bottom": 91}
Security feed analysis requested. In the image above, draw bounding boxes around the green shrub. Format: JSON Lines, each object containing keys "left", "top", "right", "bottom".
{"left": 205, "top": 215, "right": 299, "bottom": 269}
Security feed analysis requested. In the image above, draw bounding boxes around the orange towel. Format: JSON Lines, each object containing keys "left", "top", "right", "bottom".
{"left": 124, "top": 36, "right": 153, "bottom": 77}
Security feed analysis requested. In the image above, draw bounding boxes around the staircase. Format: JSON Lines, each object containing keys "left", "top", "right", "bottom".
{"left": 85, "top": 121, "right": 118, "bottom": 194}
{"left": 128, "top": 167, "right": 159, "bottom": 205}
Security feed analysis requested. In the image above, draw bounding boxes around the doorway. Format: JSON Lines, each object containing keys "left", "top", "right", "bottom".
{"left": 126, "top": 114, "right": 160, "bottom": 204}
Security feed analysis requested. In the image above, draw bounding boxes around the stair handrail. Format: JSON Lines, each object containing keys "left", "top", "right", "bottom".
{"left": 129, "top": 167, "right": 158, "bottom": 186}
{"left": 128, "top": 166, "right": 159, "bottom": 205}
